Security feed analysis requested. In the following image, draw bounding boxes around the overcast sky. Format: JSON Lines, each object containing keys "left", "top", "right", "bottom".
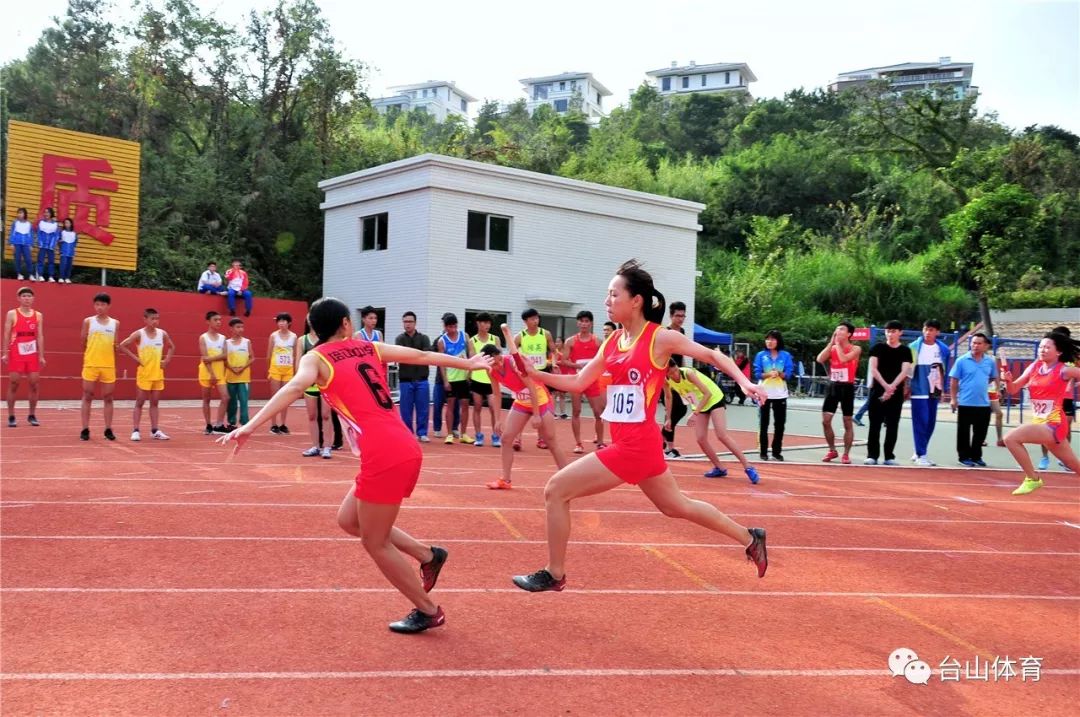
{"left": 5, "top": 0, "right": 1078, "bottom": 132}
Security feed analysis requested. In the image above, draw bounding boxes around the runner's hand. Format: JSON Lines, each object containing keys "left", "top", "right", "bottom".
{"left": 746, "top": 385, "right": 769, "bottom": 404}
{"left": 217, "top": 424, "right": 252, "bottom": 454}
{"left": 466, "top": 353, "right": 494, "bottom": 371}
{"left": 686, "top": 414, "right": 697, "bottom": 427}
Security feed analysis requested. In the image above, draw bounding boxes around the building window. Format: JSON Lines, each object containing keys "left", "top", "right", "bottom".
{"left": 360, "top": 212, "right": 388, "bottom": 252}
{"left": 571, "top": 80, "right": 577, "bottom": 89}
{"left": 661, "top": 77, "right": 671, "bottom": 91}
{"left": 725, "top": 71, "right": 731, "bottom": 84}
{"left": 554, "top": 98, "right": 568, "bottom": 112}
{"left": 533, "top": 84, "right": 550, "bottom": 100}
{"left": 681, "top": 76, "right": 689, "bottom": 89}
{"left": 559, "top": 81, "right": 566, "bottom": 90}
{"left": 460, "top": 98, "right": 467, "bottom": 111}
{"left": 466, "top": 211, "right": 511, "bottom": 252}
{"left": 596, "top": 92, "right": 601, "bottom": 104}
{"left": 701, "top": 75, "right": 707, "bottom": 87}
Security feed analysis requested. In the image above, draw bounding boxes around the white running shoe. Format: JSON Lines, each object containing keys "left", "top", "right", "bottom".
{"left": 321, "top": 446, "right": 332, "bottom": 459}
{"left": 302, "top": 446, "right": 320, "bottom": 457}
{"left": 914, "top": 456, "right": 935, "bottom": 467}
{"left": 130, "top": 430, "right": 141, "bottom": 442}
{"left": 48, "top": 277, "right": 56, "bottom": 283}
{"left": 863, "top": 458, "right": 877, "bottom": 465}
{"left": 16, "top": 274, "right": 24, "bottom": 281}
{"left": 418, "top": 435, "right": 430, "bottom": 443}
{"left": 152, "top": 429, "right": 170, "bottom": 440}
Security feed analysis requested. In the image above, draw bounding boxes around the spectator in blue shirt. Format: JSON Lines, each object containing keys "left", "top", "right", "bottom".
{"left": 197, "top": 262, "right": 227, "bottom": 295}
{"left": 949, "top": 332, "right": 998, "bottom": 467}
{"left": 753, "top": 329, "right": 794, "bottom": 460}
{"left": 908, "top": 319, "right": 952, "bottom": 466}
{"left": 8, "top": 208, "right": 35, "bottom": 281}
{"left": 35, "top": 208, "right": 60, "bottom": 283}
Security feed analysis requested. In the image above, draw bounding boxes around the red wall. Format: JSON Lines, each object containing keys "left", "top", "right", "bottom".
{"left": 0, "top": 279, "right": 308, "bottom": 400}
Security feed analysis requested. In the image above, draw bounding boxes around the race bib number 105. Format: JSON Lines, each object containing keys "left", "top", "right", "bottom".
{"left": 601, "top": 385, "right": 646, "bottom": 423}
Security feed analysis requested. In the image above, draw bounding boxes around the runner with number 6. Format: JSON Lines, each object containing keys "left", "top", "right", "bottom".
{"left": 509, "top": 260, "right": 771, "bottom": 593}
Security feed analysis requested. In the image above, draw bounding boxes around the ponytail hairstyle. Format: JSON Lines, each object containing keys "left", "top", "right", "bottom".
{"left": 308, "top": 297, "right": 350, "bottom": 345}
{"left": 615, "top": 259, "right": 666, "bottom": 324}
{"left": 1045, "top": 331, "right": 1080, "bottom": 364}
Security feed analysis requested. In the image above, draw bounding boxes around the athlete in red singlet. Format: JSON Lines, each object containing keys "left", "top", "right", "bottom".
{"left": 561, "top": 310, "right": 606, "bottom": 453}
{"left": 510, "top": 260, "right": 771, "bottom": 593}
{"left": 220, "top": 298, "right": 493, "bottom": 633}
{"left": 1001, "top": 332, "right": 1080, "bottom": 495}
{"left": 2, "top": 287, "right": 45, "bottom": 427}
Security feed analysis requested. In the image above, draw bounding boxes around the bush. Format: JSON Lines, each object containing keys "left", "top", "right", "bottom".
{"left": 993, "top": 287, "right": 1080, "bottom": 309}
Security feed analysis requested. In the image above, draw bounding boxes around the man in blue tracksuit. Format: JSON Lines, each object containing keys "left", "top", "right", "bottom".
{"left": 908, "top": 319, "right": 951, "bottom": 466}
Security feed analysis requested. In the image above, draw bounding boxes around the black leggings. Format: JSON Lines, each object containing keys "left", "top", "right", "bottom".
{"left": 758, "top": 398, "right": 787, "bottom": 457}
{"left": 661, "top": 395, "right": 688, "bottom": 445}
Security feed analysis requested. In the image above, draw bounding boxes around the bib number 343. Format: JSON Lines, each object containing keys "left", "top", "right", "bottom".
{"left": 601, "top": 385, "right": 646, "bottom": 423}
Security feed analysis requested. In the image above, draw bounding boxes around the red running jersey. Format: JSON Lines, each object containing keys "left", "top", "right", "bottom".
{"left": 599, "top": 323, "right": 666, "bottom": 443}
{"left": 313, "top": 339, "right": 421, "bottom": 472}
{"left": 829, "top": 345, "right": 858, "bottom": 384}
{"left": 494, "top": 360, "right": 550, "bottom": 410}
{"left": 10, "top": 310, "right": 39, "bottom": 353}
{"left": 566, "top": 333, "right": 600, "bottom": 375}
{"left": 1027, "top": 361, "right": 1070, "bottom": 427}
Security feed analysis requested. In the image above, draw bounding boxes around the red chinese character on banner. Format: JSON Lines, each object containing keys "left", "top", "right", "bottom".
{"left": 38, "top": 154, "right": 120, "bottom": 246}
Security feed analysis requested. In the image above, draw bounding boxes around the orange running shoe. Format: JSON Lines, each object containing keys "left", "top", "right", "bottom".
{"left": 486, "top": 478, "right": 513, "bottom": 490}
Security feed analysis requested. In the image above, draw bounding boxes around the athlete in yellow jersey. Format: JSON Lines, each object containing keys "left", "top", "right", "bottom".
{"left": 118, "top": 308, "right": 175, "bottom": 442}
{"left": 225, "top": 318, "right": 254, "bottom": 428}
{"left": 80, "top": 292, "right": 119, "bottom": 441}
{"left": 267, "top": 312, "right": 297, "bottom": 435}
{"left": 514, "top": 308, "right": 555, "bottom": 449}
{"left": 664, "top": 360, "right": 760, "bottom": 483}
{"left": 199, "top": 311, "right": 229, "bottom": 433}
{"left": 468, "top": 312, "right": 502, "bottom": 448}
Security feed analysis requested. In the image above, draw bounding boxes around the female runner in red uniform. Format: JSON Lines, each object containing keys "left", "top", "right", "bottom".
{"left": 511, "top": 260, "right": 771, "bottom": 592}
{"left": 220, "top": 298, "right": 492, "bottom": 633}
{"left": 1001, "top": 331, "right": 1080, "bottom": 495}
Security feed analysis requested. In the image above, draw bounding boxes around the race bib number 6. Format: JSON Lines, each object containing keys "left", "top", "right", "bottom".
{"left": 601, "top": 385, "right": 646, "bottom": 423}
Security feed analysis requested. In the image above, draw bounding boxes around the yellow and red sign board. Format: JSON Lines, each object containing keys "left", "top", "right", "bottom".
{"left": 4, "top": 120, "right": 141, "bottom": 271}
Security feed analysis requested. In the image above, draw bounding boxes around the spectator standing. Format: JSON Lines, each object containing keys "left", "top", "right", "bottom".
{"left": 3, "top": 287, "right": 45, "bottom": 426}
{"left": 224, "top": 260, "right": 253, "bottom": 316}
{"left": 909, "top": 319, "right": 951, "bottom": 466}
{"left": 661, "top": 301, "right": 688, "bottom": 457}
{"left": 863, "top": 321, "right": 911, "bottom": 466}
{"left": 8, "top": 209, "right": 35, "bottom": 281}
{"left": 395, "top": 311, "right": 432, "bottom": 442}
{"left": 58, "top": 218, "right": 77, "bottom": 283}
{"left": 198, "top": 262, "right": 227, "bottom": 295}
{"left": 948, "top": 332, "right": 998, "bottom": 467}
{"left": 753, "top": 329, "right": 794, "bottom": 461}
{"left": 35, "top": 208, "right": 59, "bottom": 283}
{"left": 817, "top": 321, "right": 862, "bottom": 464}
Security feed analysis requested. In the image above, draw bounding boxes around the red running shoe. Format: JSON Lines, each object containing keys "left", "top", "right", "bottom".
{"left": 841, "top": 454, "right": 851, "bottom": 465}
{"left": 745, "top": 528, "right": 768, "bottom": 578}
{"left": 822, "top": 450, "right": 839, "bottom": 462}
{"left": 536, "top": 438, "right": 548, "bottom": 449}
{"left": 420, "top": 546, "right": 448, "bottom": 592}
{"left": 486, "top": 478, "right": 513, "bottom": 490}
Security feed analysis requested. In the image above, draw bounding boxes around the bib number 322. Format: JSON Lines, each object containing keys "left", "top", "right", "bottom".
{"left": 601, "top": 385, "right": 646, "bottom": 423}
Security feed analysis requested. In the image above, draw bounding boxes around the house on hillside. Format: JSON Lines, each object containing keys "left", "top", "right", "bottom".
{"left": 645, "top": 61, "right": 757, "bottom": 97}
{"left": 519, "top": 72, "right": 611, "bottom": 121}
{"left": 370, "top": 81, "right": 477, "bottom": 122}
{"left": 829, "top": 58, "right": 976, "bottom": 99}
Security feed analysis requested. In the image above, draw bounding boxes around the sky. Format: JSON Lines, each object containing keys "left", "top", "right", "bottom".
{"left": 5, "top": 0, "right": 1078, "bottom": 132}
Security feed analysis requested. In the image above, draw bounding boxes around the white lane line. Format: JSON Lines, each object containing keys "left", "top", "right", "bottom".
{"left": 177, "top": 490, "right": 215, "bottom": 496}
{"left": 86, "top": 496, "right": 133, "bottom": 502}
{"left": 1060, "top": 521, "right": 1080, "bottom": 530}
{"left": 2, "top": 535, "right": 1076, "bottom": 557}
{"left": 4, "top": 587, "right": 1078, "bottom": 600}
{"left": 0, "top": 500, "right": 1072, "bottom": 527}
{"left": 953, "top": 496, "right": 983, "bottom": 505}
{"left": 2, "top": 668, "right": 1078, "bottom": 681}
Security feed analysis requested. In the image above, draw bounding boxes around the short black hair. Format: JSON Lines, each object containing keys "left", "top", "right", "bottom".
{"left": 476, "top": 312, "right": 492, "bottom": 323}
{"left": 970, "top": 332, "right": 990, "bottom": 344}
{"left": 576, "top": 310, "right": 594, "bottom": 321}
{"left": 17, "top": 287, "right": 33, "bottom": 296}
{"left": 206, "top": 311, "right": 220, "bottom": 321}
{"left": 838, "top": 320, "right": 855, "bottom": 335}
{"left": 669, "top": 301, "right": 686, "bottom": 315}
{"left": 667, "top": 357, "right": 682, "bottom": 369}
{"left": 402, "top": 311, "right": 416, "bottom": 321}
{"left": 884, "top": 320, "right": 903, "bottom": 331}
{"left": 93, "top": 293, "right": 111, "bottom": 304}
{"left": 359, "top": 305, "right": 377, "bottom": 318}
{"left": 764, "top": 329, "right": 784, "bottom": 349}
{"left": 229, "top": 318, "right": 244, "bottom": 327}
{"left": 207, "top": 261, "right": 217, "bottom": 267}
{"left": 275, "top": 312, "right": 292, "bottom": 323}
{"left": 481, "top": 343, "right": 501, "bottom": 357}
{"left": 442, "top": 312, "right": 458, "bottom": 326}
{"left": 521, "top": 308, "right": 539, "bottom": 321}
{"left": 604, "top": 321, "right": 617, "bottom": 330}
{"left": 923, "top": 319, "right": 941, "bottom": 330}
{"left": 144, "top": 308, "right": 159, "bottom": 317}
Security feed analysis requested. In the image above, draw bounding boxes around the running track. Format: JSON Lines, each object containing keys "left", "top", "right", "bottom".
{"left": 2, "top": 407, "right": 1077, "bottom": 715}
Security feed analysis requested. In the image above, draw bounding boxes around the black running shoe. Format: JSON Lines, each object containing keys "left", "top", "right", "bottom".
{"left": 745, "top": 527, "right": 768, "bottom": 578}
{"left": 27, "top": 415, "right": 39, "bottom": 426}
{"left": 512, "top": 569, "right": 566, "bottom": 592}
{"left": 420, "top": 546, "right": 448, "bottom": 592}
{"left": 80, "top": 428, "right": 90, "bottom": 441}
{"left": 270, "top": 425, "right": 281, "bottom": 435}
{"left": 7, "top": 416, "right": 15, "bottom": 427}
{"left": 759, "top": 453, "right": 768, "bottom": 461}
{"left": 279, "top": 425, "right": 290, "bottom": 435}
{"left": 103, "top": 428, "right": 116, "bottom": 441}
{"left": 212, "top": 424, "right": 229, "bottom": 434}
{"left": 388, "top": 606, "right": 445, "bottom": 634}
{"left": 226, "top": 423, "right": 238, "bottom": 432}
{"left": 772, "top": 454, "right": 784, "bottom": 462}
{"left": 204, "top": 423, "right": 214, "bottom": 435}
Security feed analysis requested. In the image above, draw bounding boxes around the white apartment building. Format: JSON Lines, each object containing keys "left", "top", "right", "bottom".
{"left": 370, "top": 81, "right": 477, "bottom": 122}
{"left": 645, "top": 61, "right": 757, "bottom": 97}
{"left": 319, "top": 154, "right": 703, "bottom": 351}
{"left": 830, "top": 58, "right": 977, "bottom": 99}
{"left": 519, "top": 73, "right": 612, "bottom": 120}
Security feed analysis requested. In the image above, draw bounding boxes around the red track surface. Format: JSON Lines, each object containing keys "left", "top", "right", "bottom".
{"left": 2, "top": 408, "right": 1078, "bottom": 715}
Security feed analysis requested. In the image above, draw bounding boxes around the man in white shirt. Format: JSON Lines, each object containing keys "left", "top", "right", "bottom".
{"left": 197, "top": 262, "right": 226, "bottom": 295}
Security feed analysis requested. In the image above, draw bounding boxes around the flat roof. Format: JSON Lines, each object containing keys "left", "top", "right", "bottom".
{"left": 319, "top": 153, "right": 704, "bottom": 212}
{"left": 838, "top": 60, "right": 972, "bottom": 77}
{"left": 645, "top": 62, "right": 758, "bottom": 83}
{"left": 387, "top": 80, "right": 478, "bottom": 102}
{"left": 518, "top": 73, "right": 612, "bottom": 96}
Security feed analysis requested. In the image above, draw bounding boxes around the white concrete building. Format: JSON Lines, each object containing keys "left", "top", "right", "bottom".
{"left": 370, "top": 81, "right": 477, "bottom": 122}
{"left": 519, "top": 73, "right": 612, "bottom": 120}
{"left": 319, "top": 154, "right": 703, "bottom": 352}
{"left": 830, "top": 58, "right": 976, "bottom": 99}
{"left": 646, "top": 61, "right": 757, "bottom": 97}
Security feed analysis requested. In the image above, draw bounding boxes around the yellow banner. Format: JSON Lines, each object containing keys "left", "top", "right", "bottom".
{"left": 4, "top": 120, "right": 141, "bottom": 271}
